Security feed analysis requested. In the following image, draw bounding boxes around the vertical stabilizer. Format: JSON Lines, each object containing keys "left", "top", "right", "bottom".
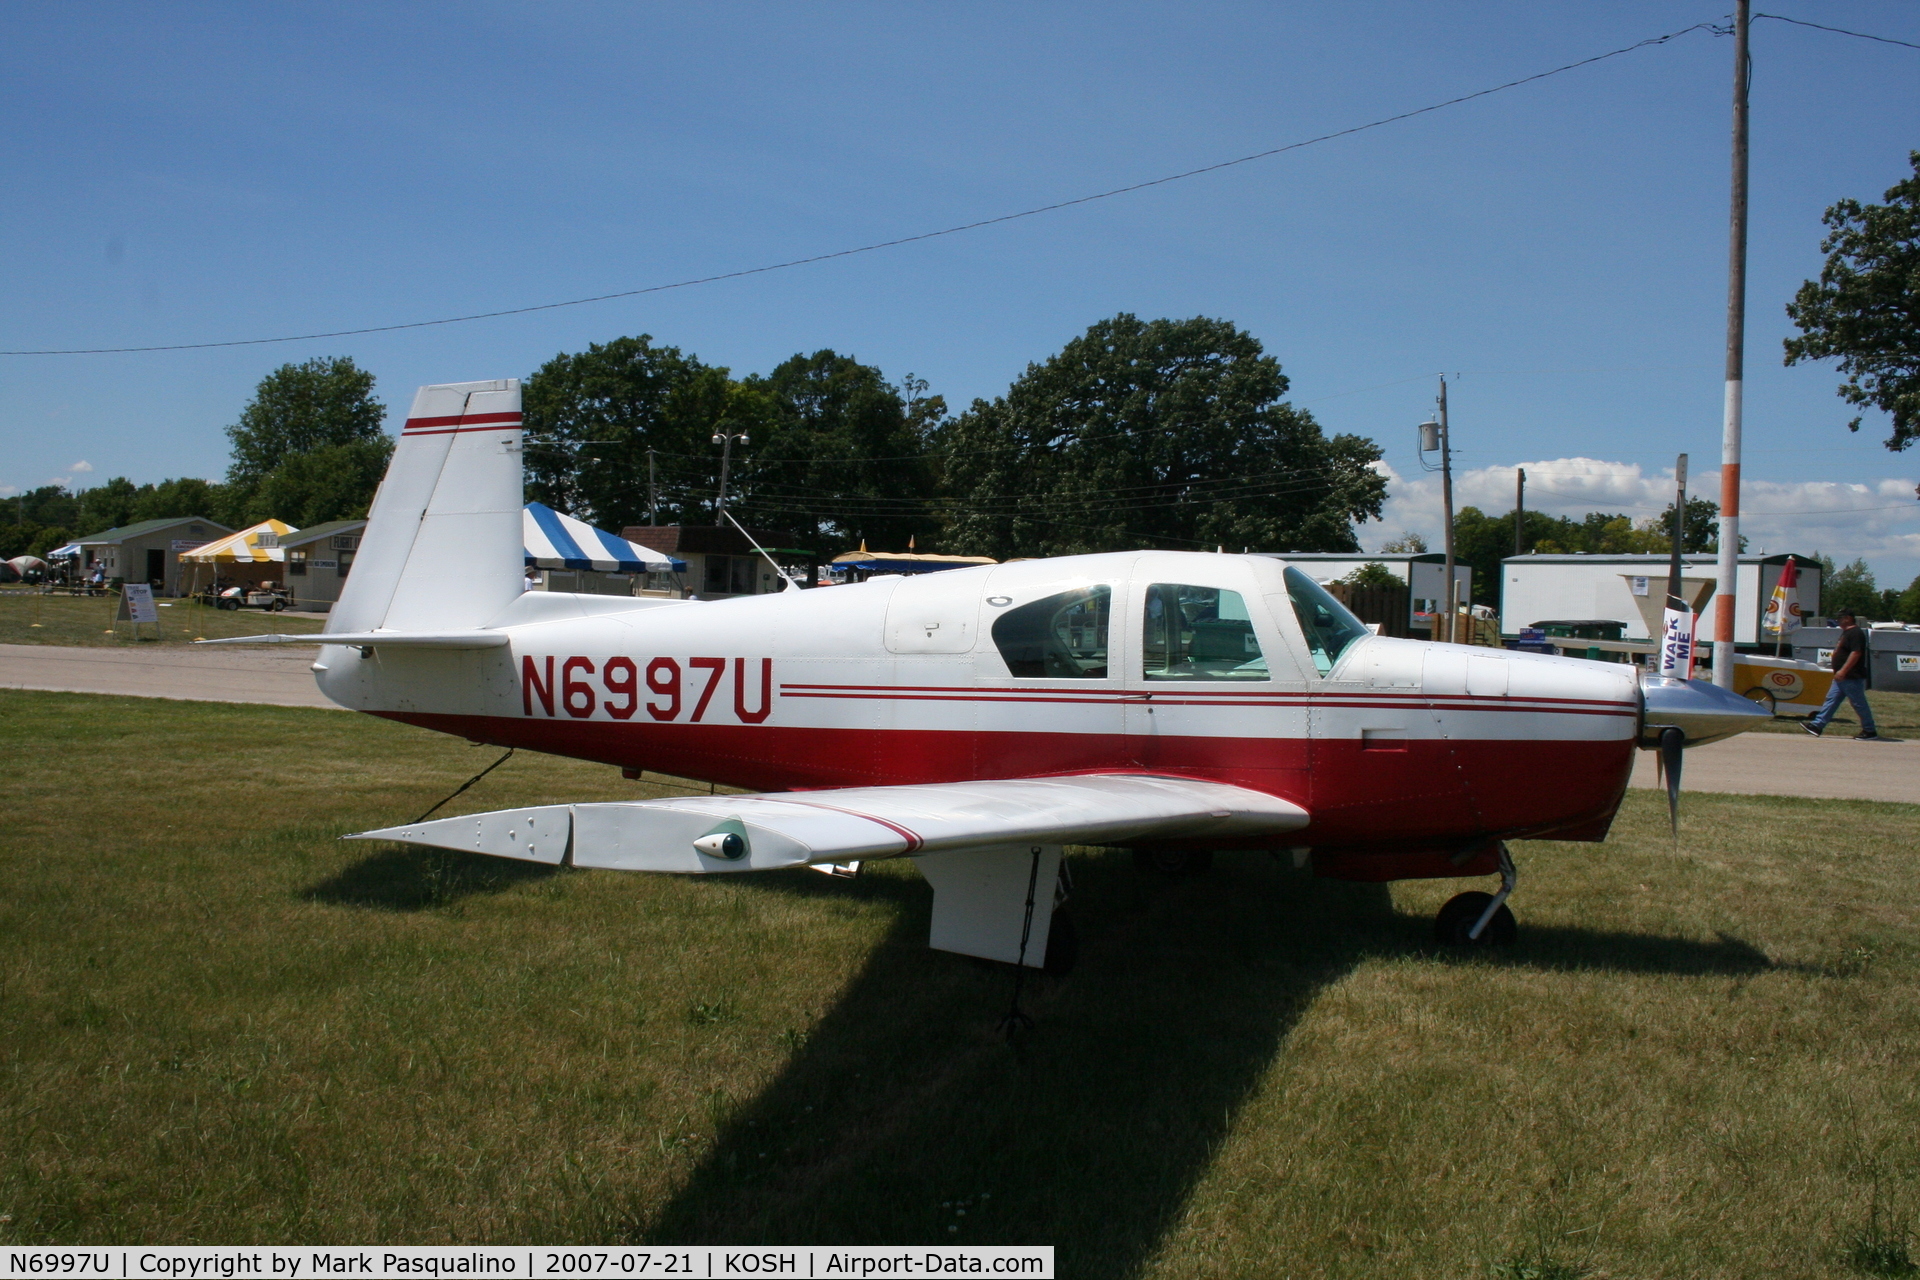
{"left": 329, "top": 380, "right": 523, "bottom": 634}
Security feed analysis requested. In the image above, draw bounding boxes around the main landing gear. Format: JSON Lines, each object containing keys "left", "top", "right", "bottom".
{"left": 1435, "top": 843, "right": 1518, "bottom": 947}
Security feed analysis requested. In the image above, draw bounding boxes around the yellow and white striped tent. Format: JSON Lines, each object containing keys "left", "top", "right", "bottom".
{"left": 180, "top": 519, "right": 297, "bottom": 564}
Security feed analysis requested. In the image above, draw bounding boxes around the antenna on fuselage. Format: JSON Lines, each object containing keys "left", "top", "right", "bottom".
{"left": 720, "top": 509, "right": 798, "bottom": 592}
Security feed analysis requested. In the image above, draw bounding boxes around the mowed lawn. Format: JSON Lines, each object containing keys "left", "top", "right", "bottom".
{"left": 0, "top": 589, "right": 324, "bottom": 647}
{"left": 1, "top": 689, "right": 1917, "bottom": 1277}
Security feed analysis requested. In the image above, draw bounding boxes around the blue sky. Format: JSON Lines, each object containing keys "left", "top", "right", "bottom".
{"left": 3, "top": 2, "right": 1917, "bottom": 581}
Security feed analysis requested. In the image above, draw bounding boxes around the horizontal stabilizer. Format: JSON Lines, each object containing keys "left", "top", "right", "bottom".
{"left": 195, "top": 630, "right": 510, "bottom": 649}
{"left": 348, "top": 774, "right": 1309, "bottom": 873}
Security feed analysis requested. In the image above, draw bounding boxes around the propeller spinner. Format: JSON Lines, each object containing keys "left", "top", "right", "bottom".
{"left": 1640, "top": 675, "right": 1773, "bottom": 834}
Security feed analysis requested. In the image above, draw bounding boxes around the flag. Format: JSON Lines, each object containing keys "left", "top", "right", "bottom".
{"left": 1764, "top": 557, "right": 1802, "bottom": 635}
{"left": 1657, "top": 606, "right": 1695, "bottom": 678}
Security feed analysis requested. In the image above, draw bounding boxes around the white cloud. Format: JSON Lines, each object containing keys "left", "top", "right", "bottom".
{"left": 67, "top": 460, "right": 93, "bottom": 473}
{"left": 1358, "top": 457, "right": 1920, "bottom": 582}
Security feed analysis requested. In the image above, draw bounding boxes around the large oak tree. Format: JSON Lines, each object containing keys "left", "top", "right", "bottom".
{"left": 938, "top": 314, "right": 1386, "bottom": 559}
{"left": 1784, "top": 152, "right": 1920, "bottom": 450}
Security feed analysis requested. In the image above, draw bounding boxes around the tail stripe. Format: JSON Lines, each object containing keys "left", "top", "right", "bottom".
{"left": 404, "top": 411, "right": 524, "bottom": 435}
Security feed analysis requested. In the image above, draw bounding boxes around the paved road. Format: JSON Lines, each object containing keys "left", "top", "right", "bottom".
{"left": 1628, "top": 730, "right": 1912, "bottom": 803}
{"left": 2, "top": 644, "right": 1913, "bottom": 802}
{"left": 0, "top": 641, "right": 338, "bottom": 709}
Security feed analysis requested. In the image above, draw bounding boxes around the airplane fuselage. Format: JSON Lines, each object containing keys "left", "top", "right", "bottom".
{"left": 315, "top": 550, "right": 1640, "bottom": 880}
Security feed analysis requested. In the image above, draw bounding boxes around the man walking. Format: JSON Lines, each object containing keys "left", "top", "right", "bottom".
{"left": 1805, "top": 608, "right": 1878, "bottom": 740}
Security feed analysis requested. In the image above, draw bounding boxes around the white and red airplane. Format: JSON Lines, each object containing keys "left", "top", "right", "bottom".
{"left": 211, "top": 379, "right": 1767, "bottom": 971}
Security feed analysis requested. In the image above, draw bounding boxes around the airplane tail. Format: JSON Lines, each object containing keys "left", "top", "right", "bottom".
{"left": 330, "top": 379, "right": 524, "bottom": 634}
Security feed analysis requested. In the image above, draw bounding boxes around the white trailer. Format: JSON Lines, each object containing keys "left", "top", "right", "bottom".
{"left": 1500, "top": 553, "right": 1821, "bottom": 643}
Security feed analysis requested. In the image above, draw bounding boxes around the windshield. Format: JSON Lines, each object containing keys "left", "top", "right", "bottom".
{"left": 1283, "top": 566, "right": 1371, "bottom": 675}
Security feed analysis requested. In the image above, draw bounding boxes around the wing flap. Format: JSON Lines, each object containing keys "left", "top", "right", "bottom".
{"left": 349, "top": 774, "right": 1308, "bottom": 873}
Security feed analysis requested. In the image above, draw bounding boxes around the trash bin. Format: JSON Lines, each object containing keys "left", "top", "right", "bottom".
{"left": 1868, "top": 625, "right": 1920, "bottom": 694}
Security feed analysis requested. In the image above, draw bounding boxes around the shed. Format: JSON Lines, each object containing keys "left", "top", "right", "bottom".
{"left": 276, "top": 520, "right": 367, "bottom": 612}
{"left": 619, "top": 525, "right": 815, "bottom": 599}
{"left": 68, "top": 515, "right": 233, "bottom": 595}
{"left": 1500, "top": 553, "right": 1821, "bottom": 644}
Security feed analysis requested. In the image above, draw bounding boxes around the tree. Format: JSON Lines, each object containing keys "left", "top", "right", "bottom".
{"left": 132, "top": 478, "right": 227, "bottom": 524}
{"left": 1380, "top": 532, "right": 1427, "bottom": 553}
{"left": 1820, "top": 556, "right": 1881, "bottom": 618}
{"left": 523, "top": 335, "right": 736, "bottom": 530}
{"left": 939, "top": 314, "right": 1386, "bottom": 559}
{"left": 78, "top": 477, "right": 140, "bottom": 533}
{"left": 1784, "top": 152, "right": 1920, "bottom": 450}
{"left": 1896, "top": 573, "right": 1920, "bottom": 624}
{"left": 730, "top": 353, "right": 943, "bottom": 551}
{"left": 226, "top": 357, "right": 388, "bottom": 488}
{"left": 1341, "top": 562, "right": 1400, "bottom": 587}
{"left": 223, "top": 357, "right": 391, "bottom": 525}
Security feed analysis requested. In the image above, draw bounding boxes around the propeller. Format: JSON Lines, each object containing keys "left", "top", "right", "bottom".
{"left": 1659, "top": 726, "right": 1685, "bottom": 836}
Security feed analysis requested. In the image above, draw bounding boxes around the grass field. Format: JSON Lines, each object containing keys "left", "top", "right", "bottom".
{"left": 1746, "top": 686, "right": 1920, "bottom": 737}
{"left": 2, "top": 688, "right": 1917, "bottom": 1277}
{"left": 0, "top": 589, "right": 324, "bottom": 647}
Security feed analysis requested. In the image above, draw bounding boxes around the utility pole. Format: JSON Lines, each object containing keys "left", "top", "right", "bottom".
{"left": 647, "top": 448, "right": 658, "bottom": 525}
{"left": 1514, "top": 467, "right": 1526, "bottom": 558}
{"left": 1667, "top": 453, "right": 1690, "bottom": 608}
{"left": 1418, "top": 378, "right": 1457, "bottom": 642}
{"left": 1712, "top": 0, "right": 1750, "bottom": 689}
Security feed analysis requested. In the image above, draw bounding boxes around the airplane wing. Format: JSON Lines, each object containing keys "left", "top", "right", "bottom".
{"left": 349, "top": 774, "right": 1310, "bottom": 873}
{"left": 194, "top": 631, "right": 511, "bottom": 649}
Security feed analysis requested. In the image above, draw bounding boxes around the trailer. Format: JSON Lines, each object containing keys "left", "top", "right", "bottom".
{"left": 1500, "top": 553, "right": 1820, "bottom": 645}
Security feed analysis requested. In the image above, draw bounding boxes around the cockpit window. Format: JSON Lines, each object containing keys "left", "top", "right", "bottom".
{"left": 1283, "top": 567, "right": 1370, "bottom": 675}
{"left": 1142, "top": 584, "right": 1269, "bottom": 680}
{"left": 991, "top": 585, "right": 1111, "bottom": 678}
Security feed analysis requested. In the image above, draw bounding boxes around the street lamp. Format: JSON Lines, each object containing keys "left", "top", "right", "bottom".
{"left": 712, "top": 426, "right": 749, "bottom": 520}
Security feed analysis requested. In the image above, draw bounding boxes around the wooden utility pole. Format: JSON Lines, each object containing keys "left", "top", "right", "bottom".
{"left": 1667, "top": 453, "right": 1689, "bottom": 608}
{"left": 1712, "top": 0, "right": 1750, "bottom": 688}
{"left": 1439, "top": 378, "right": 1456, "bottom": 643}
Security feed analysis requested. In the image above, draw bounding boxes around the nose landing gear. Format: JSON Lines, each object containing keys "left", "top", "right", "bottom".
{"left": 1435, "top": 842, "right": 1518, "bottom": 947}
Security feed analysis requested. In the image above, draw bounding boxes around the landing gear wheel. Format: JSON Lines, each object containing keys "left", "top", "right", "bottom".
{"left": 1742, "top": 688, "right": 1776, "bottom": 717}
{"left": 1043, "top": 909, "right": 1078, "bottom": 976}
{"left": 1132, "top": 848, "right": 1213, "bottom": 877}
{"left": 1435, "top": 891, "right": 1517, "bottom": 947}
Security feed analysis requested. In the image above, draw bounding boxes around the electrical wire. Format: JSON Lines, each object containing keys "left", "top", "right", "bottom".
{"left": 1755, "top": 11, "right": 1920, "bottom": 51}
{"left": 0, "top": 22, "right": 1726, "bottom": 357}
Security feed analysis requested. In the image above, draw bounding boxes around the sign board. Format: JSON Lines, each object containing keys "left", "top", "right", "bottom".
{"left": 313, "top": 559, "right": 337, "bottom": 569}
{"left": 116, "top": 583, "right": 159, "bottom": 626}
{"left": 1899, "top": 655, "right": 1920, "bottom": 673}
{"left": 1629, "top": 576, "right": 1649, "bottom": 597}
{"left": 170, "top": 539, "right": 210, "bottom": 553}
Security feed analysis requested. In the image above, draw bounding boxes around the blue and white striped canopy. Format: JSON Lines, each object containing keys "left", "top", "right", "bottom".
{"left": 523, "top": 503, "right": 685, "bottom": 573}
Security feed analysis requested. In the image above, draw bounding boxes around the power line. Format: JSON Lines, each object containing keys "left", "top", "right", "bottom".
{"left": 1755, "top": 11, "right": 1920, "bottom": 51}
{"left": 0, "top": 21, "right": 1726, "bottom": 358}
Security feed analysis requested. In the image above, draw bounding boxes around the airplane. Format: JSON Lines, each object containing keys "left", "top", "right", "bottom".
{"left": 207, "top": 378, "right": 1770, "bottom": 973}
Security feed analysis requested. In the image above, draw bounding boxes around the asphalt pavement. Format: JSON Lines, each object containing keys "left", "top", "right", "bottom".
{"left": 0, "top": 641, "right": 339, "bottom": 709}
{"left": 1, "top": 643, "right": 1913, "bottom": 802}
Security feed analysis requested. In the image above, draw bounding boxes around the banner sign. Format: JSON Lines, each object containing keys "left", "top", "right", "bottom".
{"left": 1657, "top": 607, "right": 1695, "bottom": 678}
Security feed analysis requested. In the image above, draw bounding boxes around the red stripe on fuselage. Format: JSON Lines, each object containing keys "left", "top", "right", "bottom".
{"left": 370, "top": 712, "right": 1634, "bottom": 851}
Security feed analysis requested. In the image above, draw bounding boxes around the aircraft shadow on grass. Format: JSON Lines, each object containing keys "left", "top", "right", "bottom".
{"left": 302, "top": 846, "right": 556, "bottom": 912}
{"left": 634, "top": 851, "right": 1780, "bottom": 1273}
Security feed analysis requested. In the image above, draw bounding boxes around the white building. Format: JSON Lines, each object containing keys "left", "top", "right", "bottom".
{"left": 1500, "top": 553, "right": 1821, "bottom": 643}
